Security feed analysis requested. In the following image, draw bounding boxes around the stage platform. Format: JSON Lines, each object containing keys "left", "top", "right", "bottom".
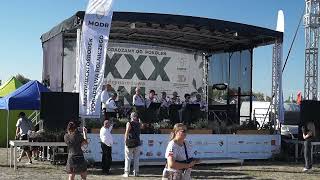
{"left": 139, "top": 157, "right": 244, "bottom": 166}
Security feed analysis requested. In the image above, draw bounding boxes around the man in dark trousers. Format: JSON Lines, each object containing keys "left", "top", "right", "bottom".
{"left": 100, "top": 119, "right": 113, "bottom": 174}
{"left": 16, "top": 112, "right": 33, "bottom": 164}
{"left": 302, "top": 121, "right": 316, "bottom": 172}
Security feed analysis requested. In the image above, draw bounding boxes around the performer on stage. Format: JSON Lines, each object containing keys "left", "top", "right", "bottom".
{"left": 132, "top": 87, "right": 145, "bottom": 122}
{"left": 159, "top": 91, "right": 170, "bottom": 121}
{"left": 170, "top": 91, "right": 181, "bottom": 105}
{"left": 192, "top": 94, "right": 207, "bottom": 111}
{"left": 101, "top": 84, "right": 113, "bottom": 117}
{"left": 106, "top": 93, "right": 118, "bottom": 119}
{"left": 181, "top": 94, "right": 192, "bottom": 125}
{"left": 145, "top": 90, "right": 159, "bottom": 123}
{"left": 169, "top": 92, "right": 181, "bottom": 125}
{"left": 192, "top": 94, "right": 207, "bottom": 121}
{"left": 145, "top": 90, "right": 158, "bottom": 108}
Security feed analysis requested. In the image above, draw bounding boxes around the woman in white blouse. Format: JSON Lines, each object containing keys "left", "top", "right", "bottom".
{"left": 162, "top": 123, "right": 199, "bottom": 180}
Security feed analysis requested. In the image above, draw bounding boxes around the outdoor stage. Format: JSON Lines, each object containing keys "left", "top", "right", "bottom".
{"left": 39, "top": 11, "right": 284, "bottom": 165}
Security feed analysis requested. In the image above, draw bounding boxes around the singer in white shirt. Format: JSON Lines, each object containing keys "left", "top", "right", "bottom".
{"left": 101, "top": 84, "right": 112, "bottom": 110}
{"left": 106, "top": 93, "right": 118, "bottom": 119}
{"left": 100, "top": 120, "right": 113, "bottom": 174}
{"left": 132, "top": 87, "right": 145, "bottom": 122}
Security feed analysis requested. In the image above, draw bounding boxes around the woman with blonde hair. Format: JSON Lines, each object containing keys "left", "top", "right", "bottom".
{"left": 64, "top": 121, "right": 88, "bottom": 180}
{"left": 162, "top": 123, "right": 199, "bottom": 180}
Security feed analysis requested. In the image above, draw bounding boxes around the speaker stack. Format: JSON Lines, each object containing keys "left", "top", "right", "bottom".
{"left": 299, "top": 100, "right": 320, "bottom": 139}
{"left": 40, "top": 92, "right": 79, "bottom": 132}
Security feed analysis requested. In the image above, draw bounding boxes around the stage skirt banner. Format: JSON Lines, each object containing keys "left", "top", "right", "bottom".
{"left": 83, "top": 134, "right": 280, "bottom": 162}
{"left": 78, "top": 0, "right": 113, "bottom": 118}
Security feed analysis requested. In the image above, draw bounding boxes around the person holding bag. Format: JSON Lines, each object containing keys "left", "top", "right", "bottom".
{"left": 64, "top": 121, "right": 88, "bottom": 180}
{"left": 162, "top": 123, "right": 200, "bottom": 180}
{"left": 123, "top": 112, "right": 141, "bottom": 177}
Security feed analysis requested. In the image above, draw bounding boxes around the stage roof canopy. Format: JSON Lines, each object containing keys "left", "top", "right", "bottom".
{"left": 41, "top": 11, "right": 283, "bottom": 52}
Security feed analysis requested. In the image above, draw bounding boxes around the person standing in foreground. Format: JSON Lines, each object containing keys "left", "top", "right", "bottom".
{"left": 123, "top": 112, "right": 141, "bottom": 177}
{"left": 16, "top": 112, "right": 33, "bottom": 164}
{"left": 302, "top": 121, "right": 316, "bottom": 172}
{"left": 162, "top": 123, "right": 199, "bottom": 180}
{"left": 64, "top": 122, "right": 88, "bottom": 180}
{"left": 100, "top": 119, "right": 113, "bottom": 174}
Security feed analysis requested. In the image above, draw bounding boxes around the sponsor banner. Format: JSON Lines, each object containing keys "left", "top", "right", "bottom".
{"left": 78, "top": 0, "right": 113, "bottom": 117}
{"left": 83, "top": 134, "right": 280, "bottom": 162}
{"left": 226, "top": 135, "right": 273, "bottom": 159}
{"left": 105, "top": 43, "right": 205, "bottom": 104}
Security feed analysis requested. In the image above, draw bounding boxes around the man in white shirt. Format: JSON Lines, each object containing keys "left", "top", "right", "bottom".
{"left": 192, "top": 94, "right": 207, "bottom": 122}
{"left": 100, "top": 120, "right": 113, "bottom": 174}
{"left": 101, "top": 84, "right": 113, "bottom": 116}
{"left": 106, "top": 93, "right": 118, "bottom": 119}
{"left": 132, "top": 87, "right": 145, "bottom": 122}
{"left": 192, "top": 94, "right": 207, "bottom": 111}
{"left": 16, "top": 112, "right": 33, "bottom": 164}
{"left": 145, "top": 90, "right": 159, "bottom": 123}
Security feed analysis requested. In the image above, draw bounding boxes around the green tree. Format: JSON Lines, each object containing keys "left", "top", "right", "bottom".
{"left": 15, "top": 74, "right": 30, "bottom": 84}
{"left": 252, "top": 92, "right": 265, "bottom": 101}
{"left": 266, "top": 96, "right": 272, "bottom": 102}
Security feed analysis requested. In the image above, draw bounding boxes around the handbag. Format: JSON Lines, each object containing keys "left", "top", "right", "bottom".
{"left": 125, "top": 122, "right": 140, "bottom": 148}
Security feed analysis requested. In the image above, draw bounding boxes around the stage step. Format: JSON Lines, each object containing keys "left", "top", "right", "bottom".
{"left": 139, "top": 157, "right": 244, "bottom": 166}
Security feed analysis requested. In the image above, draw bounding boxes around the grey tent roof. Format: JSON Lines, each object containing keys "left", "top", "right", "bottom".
{"left": 41, "top": 11, "right": 283, "bottom": 52}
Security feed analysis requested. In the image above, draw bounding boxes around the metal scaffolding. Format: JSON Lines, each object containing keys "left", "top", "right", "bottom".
{"left": 304, "top": 0, "right": 320, "bottom": 100}
{"left": 271, "top": 39, "right": 283, "bottom": 130}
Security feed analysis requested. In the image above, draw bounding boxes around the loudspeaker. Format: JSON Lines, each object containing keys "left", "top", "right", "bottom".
{"left": 40, "top": 92, "right": 79, "bottom": 131}
{"left": 299, "top": 100, "right": 320, "bottom": 139}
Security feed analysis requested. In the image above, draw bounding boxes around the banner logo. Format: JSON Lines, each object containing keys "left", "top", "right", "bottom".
{"left": 78, "top": 0, "right": 113, "bottom": 117}
{"left": 104, "top": 53, "right": 170, "bottom": 81}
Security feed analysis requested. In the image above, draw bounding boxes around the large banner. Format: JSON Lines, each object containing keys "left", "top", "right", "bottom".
{"left": 104, "top": 43, "right": 205, "bottom": 104}
{"left": 79, "top": 0, "right": 113, "bottom": 117}
{"left": 83, "top": 134, "right": 281, "bottom": 162}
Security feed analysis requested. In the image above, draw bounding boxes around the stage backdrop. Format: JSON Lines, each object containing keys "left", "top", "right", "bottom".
{"left": 104, "top": 42, "right": 205, "bottom": 104}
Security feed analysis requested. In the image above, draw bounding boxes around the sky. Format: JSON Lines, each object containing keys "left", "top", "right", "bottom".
{"left": 0, "top": 0, "right": 305, "bottom": 99}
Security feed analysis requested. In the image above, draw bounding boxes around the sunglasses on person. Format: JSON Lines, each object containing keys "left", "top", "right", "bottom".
{"left": 178, "top": 129, "right": 187, "bottom": 133}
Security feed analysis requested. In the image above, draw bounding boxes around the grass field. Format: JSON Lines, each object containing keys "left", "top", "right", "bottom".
{"left": 0, "top": 148, "right": 320, "bottom": 180}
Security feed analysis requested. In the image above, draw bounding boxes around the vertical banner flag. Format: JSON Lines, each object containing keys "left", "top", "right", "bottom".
{"left": 79, "top": 0, "right": 113, "bottom": 117}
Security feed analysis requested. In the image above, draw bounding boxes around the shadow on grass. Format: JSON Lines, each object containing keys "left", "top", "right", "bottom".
{"left": 192, "top": 170, "right": 254, "bottom": 179}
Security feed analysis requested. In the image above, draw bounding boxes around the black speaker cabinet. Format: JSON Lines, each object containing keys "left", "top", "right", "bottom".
{"left": 40, "top": 92, "right": 79, "bottom": 131}
{"left": 299, "top": 100, "right": 320, "bottom": 139}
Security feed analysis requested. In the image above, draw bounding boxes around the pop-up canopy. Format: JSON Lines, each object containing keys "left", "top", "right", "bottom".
{"left": 0, "top": 77, "right": 23, "bottom": 97}
{"left": 0, "top": 80, "right": 50, "bottom": 110}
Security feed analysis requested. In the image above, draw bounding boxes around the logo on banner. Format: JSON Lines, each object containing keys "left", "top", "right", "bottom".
{"left": 96, "top": 5, "right": 107, "bottom": 19}
{"left": 104, "top": 53, "right": 170, "bottom": 81}
{"left": 218, "top": 140, "right": 224, "bottom": 147}
{"left": 148, "top": 140, "right": 154, "bottom": 146}
{"left": 146, "top": 152, "right": 153, "bottom": 157}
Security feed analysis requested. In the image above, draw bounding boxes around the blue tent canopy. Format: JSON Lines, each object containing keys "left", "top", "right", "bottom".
{"left": 0, "top": 80, "right": 50, "bottom": 110}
